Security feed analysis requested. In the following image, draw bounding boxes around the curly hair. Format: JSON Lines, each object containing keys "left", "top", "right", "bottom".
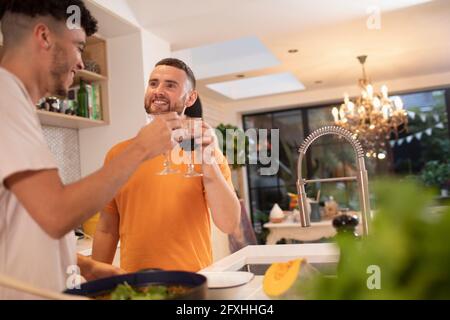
{"left": 0, "top": 0, "right": 98, "bottom": 36}
{"left": 156, "top": 58, "right": 197, "bottom": 90}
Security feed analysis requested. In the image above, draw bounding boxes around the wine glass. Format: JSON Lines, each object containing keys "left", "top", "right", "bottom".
{"left": 180, "top": 117, "right": 203, "bottom": 178}
{"left": 147, "top": 112, "right": 180, "bottom": 176}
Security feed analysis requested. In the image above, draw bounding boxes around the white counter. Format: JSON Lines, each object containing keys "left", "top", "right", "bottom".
{"left": 202, "top": 243, "right": 339, "bottom": 272}
{"left": 200, "top": 243, "right": 339, "bottom": 300}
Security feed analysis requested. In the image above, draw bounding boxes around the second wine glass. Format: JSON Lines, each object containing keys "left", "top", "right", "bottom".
{"left": 180, "top": 117, "right": 203, "bottom": 178}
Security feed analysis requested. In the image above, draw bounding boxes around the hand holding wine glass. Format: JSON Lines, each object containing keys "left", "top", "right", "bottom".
{"left": 195, "top": 121, "right": 219, "bottom": 165}
{"left": 135, "top": 112, "right": 181, "bottom": 161}
{"left": 147, "top": 110, "right": 183, "bottom": 175}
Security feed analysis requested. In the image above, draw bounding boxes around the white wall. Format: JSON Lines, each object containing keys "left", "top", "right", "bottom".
{"left": 141, "top": 29, "right": 171, "bottom": 87}
{"left": 91, "top": 0, "right": 141, "bottom": 28}
{"left": 203, "top": 96, "right": 237, "bottom": 127}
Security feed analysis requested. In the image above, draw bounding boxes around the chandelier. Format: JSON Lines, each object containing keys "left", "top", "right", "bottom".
{"left": 331, "top": 55, "right": 408, "bottom": 159}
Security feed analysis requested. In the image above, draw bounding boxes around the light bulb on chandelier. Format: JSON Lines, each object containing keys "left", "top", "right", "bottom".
{"left": 331, "top": 55, "right": 408, "bottom": 159}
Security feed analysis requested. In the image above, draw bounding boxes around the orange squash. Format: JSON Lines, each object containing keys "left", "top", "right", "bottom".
{"left": 263, "top": 259, "right": 302, "bottom": 297}
{"left": 263, "top": 258, "right": 317, "bottom": 299}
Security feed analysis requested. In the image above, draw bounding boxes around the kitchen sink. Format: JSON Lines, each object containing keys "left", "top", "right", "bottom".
{"left": 237, "top": 262, "right": 338, "bottom": 276}
{"left": 201, "top": 244, "right": 339, "bottom": 299}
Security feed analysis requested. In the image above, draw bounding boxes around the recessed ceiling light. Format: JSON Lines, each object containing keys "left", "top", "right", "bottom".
{"left": 288, "top": 49, "right": 298, "bottom": 54}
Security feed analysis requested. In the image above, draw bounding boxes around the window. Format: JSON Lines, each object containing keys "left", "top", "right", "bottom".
{"left": 392, "top": 90, "right": 449, "bottom": 174}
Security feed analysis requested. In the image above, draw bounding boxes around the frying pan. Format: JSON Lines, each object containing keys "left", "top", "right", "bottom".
{"left": 64, "top": 270, "right": 207, "bottom": 300}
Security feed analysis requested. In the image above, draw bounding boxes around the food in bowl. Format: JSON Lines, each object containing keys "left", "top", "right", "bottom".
{"left": 64, "top": 270, "right": 207, "bottom": 300}
{"left": 93, "top": 282, "right": 192, "bottom": 300}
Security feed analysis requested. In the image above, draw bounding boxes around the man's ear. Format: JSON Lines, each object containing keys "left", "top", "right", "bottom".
{"left": 186, "top": 90, "right": 199, "bottom": 108}
{"left": 34, "top": 23, "right": 53, "bottom": 50}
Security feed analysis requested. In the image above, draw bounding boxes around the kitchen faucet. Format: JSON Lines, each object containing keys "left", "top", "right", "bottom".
{"left": 296, "top": 126, "right": 371, "bottom": 236}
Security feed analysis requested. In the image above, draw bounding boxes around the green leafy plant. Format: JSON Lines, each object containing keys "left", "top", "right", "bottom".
{"left": 298, "top": 178, "right": 450, "bottom": 299}
{"left": 216, "top": 123, "right": 249, "bottom": 170}
{"left": 110, "top": 283, "right": 178, "bottom": 300}
{"left": 253, "top": 209, "right": 270, "bottom": 244}
{"left": 420, "top": 161, "right": 450, "bottom": 190}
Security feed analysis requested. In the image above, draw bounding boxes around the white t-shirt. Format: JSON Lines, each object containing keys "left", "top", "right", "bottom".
{"left": 0, "top": 67, "right": 76, "bottom": 299}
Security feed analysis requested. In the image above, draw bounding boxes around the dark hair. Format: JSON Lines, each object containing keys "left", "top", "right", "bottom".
{"left": 0, "top": 0, "right": 98, "bottom": 36}
{"left": 184, "top": 96, "right": 203, "bottom": 118}
{"left": 156, "top": 58, "right": 196, "bottom": 90}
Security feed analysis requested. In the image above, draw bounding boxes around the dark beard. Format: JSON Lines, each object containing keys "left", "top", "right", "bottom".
{"left": 144, "top": 100, "right": 187, "bottom": 115}
{"left": 144, "top": 103, "right": 151, "bottom": 115}
{"left": 49, "top": 44, "right": 71, "bottom": 98}
{"left": 144, "top": 90, "right": 190, "bottom": 115}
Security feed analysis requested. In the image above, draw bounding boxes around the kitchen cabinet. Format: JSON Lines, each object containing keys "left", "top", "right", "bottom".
{"left": 0, "top": 35, "right": 110, "bottom": 129}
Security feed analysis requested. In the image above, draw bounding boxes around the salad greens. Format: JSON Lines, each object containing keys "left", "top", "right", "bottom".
{"left": 111, "top": 283, "right": 176, "bottom": 300}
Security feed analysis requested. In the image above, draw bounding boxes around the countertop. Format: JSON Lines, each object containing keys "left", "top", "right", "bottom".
{"left": 200, "top": 243, "right": 339, "bottom": 300}
{"left": 77, "top": 237, "right": 94, "bottom": 256}
{"left": 76, "top": 238, "right": 339, "bottom": 300}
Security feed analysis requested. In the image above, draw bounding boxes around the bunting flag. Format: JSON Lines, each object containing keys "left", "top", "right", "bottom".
{"left": 415, "top": 132, "right": 423, "bottom": 140}
{"left": 406, "top": 111, "right": 445, "bottom": 124}
{"left": 390, "top": 119, "right": 446, "bottom": 147}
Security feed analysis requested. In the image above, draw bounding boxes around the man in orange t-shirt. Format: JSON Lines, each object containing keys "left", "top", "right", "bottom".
{"left": 92, "top": 58, "right": 241, "bottom": 272}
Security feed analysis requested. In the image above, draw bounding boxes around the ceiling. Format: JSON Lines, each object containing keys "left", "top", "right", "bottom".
{"left": 124, "top": 0, "right": 450, "bottom": 105}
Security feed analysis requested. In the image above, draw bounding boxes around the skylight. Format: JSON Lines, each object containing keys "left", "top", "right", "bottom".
{"left": 206, "top": 72, "right": 305, "bottom": 100}
{"left": 172, "top": 36, "right": 280, "bottom": 80}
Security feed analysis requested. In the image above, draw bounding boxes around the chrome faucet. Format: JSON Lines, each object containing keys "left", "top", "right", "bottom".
{"left": 296, "top": 126, "right": 371, "bottom": 236}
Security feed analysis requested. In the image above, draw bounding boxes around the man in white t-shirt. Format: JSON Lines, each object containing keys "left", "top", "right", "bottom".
{"left": 0, "top": 0, "right": 181, "bottom": 299}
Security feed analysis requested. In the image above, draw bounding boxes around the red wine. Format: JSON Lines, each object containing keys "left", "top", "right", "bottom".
{"left": 180, "top": 138, "right": 199, "bottom": 151}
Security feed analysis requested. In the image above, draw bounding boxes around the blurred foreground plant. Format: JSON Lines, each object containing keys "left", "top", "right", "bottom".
{"left": 298, "top": 179, "right": 450, "bottom": 299}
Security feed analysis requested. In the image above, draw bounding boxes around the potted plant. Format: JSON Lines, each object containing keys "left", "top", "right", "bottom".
{"left": 216, "top": 123, "right": 250, "bottom": 198}
{"left": 215, "top": 124, "right": 249, "bottom": 170}
{"left": 420, "top": 160, "right": 450, "bottom": 197}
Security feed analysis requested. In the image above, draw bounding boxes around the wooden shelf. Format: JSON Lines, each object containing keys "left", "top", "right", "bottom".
{"left": 75, "top": 70, "right": 107, "bottom": 83}
{"left": 37, "top": 110, "right": 107, "bottom": 129}
{"left": 50, "top": 35, "right": 110, "bottom": 129}
{"left": 1, "top": 35, "right": 110, "bottom": 129}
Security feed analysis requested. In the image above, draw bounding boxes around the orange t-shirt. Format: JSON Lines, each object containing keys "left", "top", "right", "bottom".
{"left": 103, "top": 139, "right": 234, "bottom": 273}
